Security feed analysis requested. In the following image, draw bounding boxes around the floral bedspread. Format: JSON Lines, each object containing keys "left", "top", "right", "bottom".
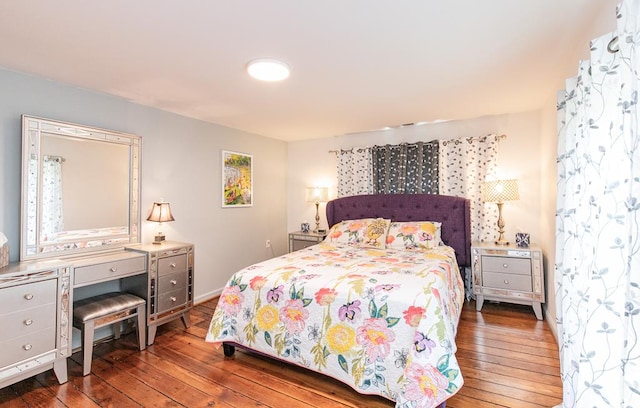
{"left": 206, "top": 242, "right": 465, "bottom": 408}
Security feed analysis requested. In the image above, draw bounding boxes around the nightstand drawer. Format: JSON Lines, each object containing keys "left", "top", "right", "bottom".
{"left": 482, "top": 256, "right": 531, "bottom": 275}
{"left": 158, "top": 271, "right": 187, "bottom": 293}
{"left": 158, "top": 254, "right": 187, "bottom": 276}
{"left": 158, "top": 288, "right": 187, "bottom": 312}
{"left": 483, "top": 271, "right": 532, "bottom": 292}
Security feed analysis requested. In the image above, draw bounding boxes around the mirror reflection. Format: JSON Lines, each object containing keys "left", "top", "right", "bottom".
{"left": 21, "top": 116, "right": 140, "bottom": 260}
{"left": 40, "top": 134, "right": 129, "bottom": 233}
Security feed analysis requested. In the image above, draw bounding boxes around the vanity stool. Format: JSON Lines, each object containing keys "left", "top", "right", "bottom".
{"left": 73, "top": 292, "right": 146, "bottom": 376}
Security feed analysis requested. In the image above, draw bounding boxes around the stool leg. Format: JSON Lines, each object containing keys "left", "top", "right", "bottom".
{"left": 136, "top": 304, "right": 146, "bottom": 351}
{"left": 114, "top": 321, "right": 121, "bottom": 340}
{"left": 82, "top": 320, "right": 95, "bottom": 376}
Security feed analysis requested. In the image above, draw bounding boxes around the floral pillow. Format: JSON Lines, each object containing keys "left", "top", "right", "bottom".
{"left": 325, "top": 218, "right": 391, "bottom": 249}
{"left": 386, "top": 221, "right": 442, "bottom": 250}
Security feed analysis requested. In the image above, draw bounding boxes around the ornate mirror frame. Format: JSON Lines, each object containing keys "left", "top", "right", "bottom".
{"left": 20, "top": 115, "right": 141, "bottom": 261}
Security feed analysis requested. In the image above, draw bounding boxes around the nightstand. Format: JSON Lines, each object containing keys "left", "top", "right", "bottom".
{"left": 288, "top": 231, "right": 326, "bottom": 252}
{"left": 471, "top": 242, "right": 544, "bottom": 320}
{"left": 125, "top": 241, "right": 194, "bottom": 345}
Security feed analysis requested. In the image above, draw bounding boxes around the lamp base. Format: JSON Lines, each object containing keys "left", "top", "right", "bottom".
{"left": 153, "top": 233, "right": 166, "bottom": 244}
{"left": 495, "top": 239, "right": 509, "bottom": 246}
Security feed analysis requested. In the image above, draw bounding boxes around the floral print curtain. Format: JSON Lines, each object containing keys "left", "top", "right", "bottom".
{"left": 371, "top": 141, "right": 439, "bottom": 194}
{"left": 40, "top": 156, "right": 64, "bottom": 240}
{"left": 438, "top": 136, "right": 498, "bottom": 243}
{"left": 336, "top": 148, "right": 373, "bottom": 197}
{"left": 555, "top": 1, "right": 640, "bottom": 406}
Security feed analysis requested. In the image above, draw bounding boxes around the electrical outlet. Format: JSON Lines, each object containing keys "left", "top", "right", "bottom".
{"left": 265, "top": 239, "right": 271, "bottom": 248}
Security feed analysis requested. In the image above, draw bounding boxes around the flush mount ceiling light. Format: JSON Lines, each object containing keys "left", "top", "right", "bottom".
{"left": 246, "top": 58, "right": 290, "bottom": 82}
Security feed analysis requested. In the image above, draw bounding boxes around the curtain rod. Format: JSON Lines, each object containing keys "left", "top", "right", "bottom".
{"left": 328, "top": 133, "right": 506, "bottom": 154}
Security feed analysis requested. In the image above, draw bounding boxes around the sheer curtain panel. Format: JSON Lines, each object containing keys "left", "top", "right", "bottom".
{"left": 40, "top": 156, "right": 64, "bottom": 240}
{"left": 336, "top": 148, "right": 373, "bottom": 197}
{"left": 438, "top": 136, "right": 498, "bottom": 243}
{"left": 555, "top": 1, "right": 640, "bottom": 406}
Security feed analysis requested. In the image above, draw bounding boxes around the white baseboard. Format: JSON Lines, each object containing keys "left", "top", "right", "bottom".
{"left": 195, "top": 287, "right": 223, "bottom": 305}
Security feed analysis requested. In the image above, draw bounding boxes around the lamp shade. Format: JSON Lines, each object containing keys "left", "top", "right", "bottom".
{"left": 305, "top": 187, "right": 329, "bottom": 203}
{"left": 147, "top": 202, "right": 175, "bottom": 223}
{"left": 482, "top": 179, "right": 520, "bottom": 202}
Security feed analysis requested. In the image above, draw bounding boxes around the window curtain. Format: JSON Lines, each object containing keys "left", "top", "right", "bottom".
{"left": 40, "top": 156, "right": 64, "bottom": 240}
{"left": 336, "top": 148, "right": 373, "bottom": 197}
{"left": 555, "top": 1, "right": 639, "bottom": 406}
{"left": 438, "top": 136, "right": 499, "bottom": 243}
{"left": 371, "top": 141, "right": 439, "bottom": 194}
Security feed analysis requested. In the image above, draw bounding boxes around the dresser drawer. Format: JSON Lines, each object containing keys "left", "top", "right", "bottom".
{"left": 0, "top": 328, "right": 56, "bottom": 367}
{"left": 483, "top": 271, "right": 532, "bottom": 292}
{"left": 158, "top": 271, "right": 187, "bottom": 294}
{"left": 158, "top": 288, "right": 187, "bottom": 312}
{"left": 0, "top": 279, "right": 57, "bottom": 314}
{"left": 158, "top": 254, "right": 187, "bottom": 277}
{"left": 74, "top": 255, "right": 146, "bottom": 286}
{"left": 0, "top": 303, "right": 56, "bottom": 341}
{"left": 482, "top": 256, "right": 531, "bottom": 275}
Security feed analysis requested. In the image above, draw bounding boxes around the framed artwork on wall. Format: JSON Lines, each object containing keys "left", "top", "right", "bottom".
{"left": 222, "top": 150, "right": 253, "bottom": 208}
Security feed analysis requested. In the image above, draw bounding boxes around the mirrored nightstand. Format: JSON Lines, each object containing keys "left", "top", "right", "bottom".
{"left": 288, "top": 231, "right": 326, "bottom": 252}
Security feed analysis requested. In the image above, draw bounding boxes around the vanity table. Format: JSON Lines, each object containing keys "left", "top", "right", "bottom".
{"left": 0, "top": 115, "right": 154, "bottom": 388}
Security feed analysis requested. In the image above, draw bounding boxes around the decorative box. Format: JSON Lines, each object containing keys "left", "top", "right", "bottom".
{"left": 515, "top": 233, "right": 530, "bottom": 248}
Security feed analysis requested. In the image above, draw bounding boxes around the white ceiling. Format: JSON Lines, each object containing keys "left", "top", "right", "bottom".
{"left": 0, "top": 1, "right": 613, "bottom": 141}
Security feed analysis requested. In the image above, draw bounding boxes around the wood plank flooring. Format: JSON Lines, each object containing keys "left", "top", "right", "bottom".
{"left": 0, "top": 299, "right": 562, "bottom": 407}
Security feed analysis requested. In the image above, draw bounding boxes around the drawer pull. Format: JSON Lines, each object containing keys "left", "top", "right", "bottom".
{"left": 23, "top": 344, "right": 32, "bottom": 351}
{"left": 110, "top": 267, "right": 118, "bottom": 272}
{"left": 170, "top": 263, "right": 177, "bottom": 268}
{"left": 23, "top": 319, "right": 33, "bottom": 326}
{"left": 170, "top": 279, "right": 177, "bottom": 285}
{"left": 24, "top": 294, "right": 34, "bottom": 300}
{"left": 170, "top": 296, "right": 177, "bottom": 302}
{"left": 504, "top": 280, "right": 510, "bottom": 285}
{"left": 502, "top": 263, "right": 509, "bottom": 268}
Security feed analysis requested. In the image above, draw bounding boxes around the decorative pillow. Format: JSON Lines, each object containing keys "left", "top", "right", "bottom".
{"left": 325, "top": 218, "right": 391, "bottom": 249}
{"left": 386, "top": 221, "right": 443, "bottom": 250}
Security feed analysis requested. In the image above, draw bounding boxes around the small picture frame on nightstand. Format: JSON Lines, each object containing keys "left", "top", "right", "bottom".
{"left": 515, "top": 233, "right": 530, "bottom": 247}
{"left": 301, "top": 222, "right": 310, "bottom": 233}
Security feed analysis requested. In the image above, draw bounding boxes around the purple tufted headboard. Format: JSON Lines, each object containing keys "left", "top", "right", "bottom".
{"left": 326, "top": 194, "right": 471, "bottom": 268}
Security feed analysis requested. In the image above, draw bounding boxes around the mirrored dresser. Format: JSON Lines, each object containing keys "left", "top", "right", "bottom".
{"left": 0, "top": 261, "right": 72, "bottom": 388}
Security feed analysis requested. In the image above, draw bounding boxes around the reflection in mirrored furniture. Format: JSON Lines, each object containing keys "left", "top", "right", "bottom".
{"left": 20, "top": 115, "right": 141, "bottom": 261}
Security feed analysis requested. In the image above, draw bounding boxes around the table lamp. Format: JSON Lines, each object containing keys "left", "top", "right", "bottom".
{"left": 147, "top": 201, "right": 175, "bottom": 244}
{"left": 482, "top": 179, "right": 519, "bottom": 245}
{"left": 305, "top": 187, "right": 329, "bottom": 233}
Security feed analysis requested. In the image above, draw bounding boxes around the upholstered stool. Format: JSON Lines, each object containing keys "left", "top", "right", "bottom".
{"left": 73, "top": 292, "right": 146, "bottom": 376}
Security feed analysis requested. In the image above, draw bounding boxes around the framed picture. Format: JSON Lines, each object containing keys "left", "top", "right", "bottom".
{"left": 222, "top": 150, "right": 253, "bottom": 207}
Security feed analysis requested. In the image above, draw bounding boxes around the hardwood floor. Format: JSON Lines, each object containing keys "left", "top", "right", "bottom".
{"left": 0, "top": 299, "right": 561, "bottom": 407}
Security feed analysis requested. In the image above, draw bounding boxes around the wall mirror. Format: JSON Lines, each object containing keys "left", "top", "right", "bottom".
{"left": 20, "top": 115, "right": 141, "bottom": 261}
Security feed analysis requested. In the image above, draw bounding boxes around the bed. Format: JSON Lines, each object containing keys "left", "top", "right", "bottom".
{"left": 206, "top": 194, "right": 471, "bottom": 408}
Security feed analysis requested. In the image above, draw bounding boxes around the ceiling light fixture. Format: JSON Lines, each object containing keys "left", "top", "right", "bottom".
{"left": 246, "top": 58, "right": 290, "bottom": 82}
